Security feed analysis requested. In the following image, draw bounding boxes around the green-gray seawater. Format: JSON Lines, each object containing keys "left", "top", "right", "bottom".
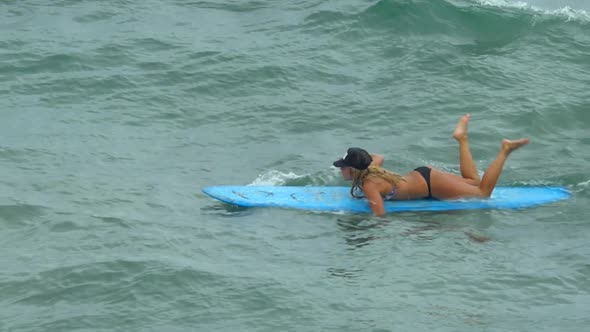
{"left": 1, "top": 0, "right": 589, "bottom": 331}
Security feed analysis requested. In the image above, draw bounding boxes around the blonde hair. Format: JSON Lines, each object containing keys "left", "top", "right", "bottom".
{"left": 350, "top": 166, "right": 405, "bottom": 198}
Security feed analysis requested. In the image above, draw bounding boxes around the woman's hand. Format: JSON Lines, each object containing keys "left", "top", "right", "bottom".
{"left": 370, "top": 154, "right": 384, "bottom": 167}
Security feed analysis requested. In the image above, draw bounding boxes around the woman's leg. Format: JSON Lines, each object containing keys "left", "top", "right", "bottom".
{"left": 429, "top": 169, "right": 484, "bottom": 199}
{"left": 430, "top": 138, "right": 529, "bottom": 199}
{"left": 478, "top": 139, "right": 529, "bottom": 196}
{"left": 452, "top": 113, "right": 480, "bottom": 185}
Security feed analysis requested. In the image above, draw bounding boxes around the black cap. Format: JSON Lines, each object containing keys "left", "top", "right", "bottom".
{"left": 333, "top": 147, "right": 372, "bottom": 170}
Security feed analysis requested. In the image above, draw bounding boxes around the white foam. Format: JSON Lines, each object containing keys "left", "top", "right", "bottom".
{"left": 248, "top": 170, "right": 305, "bottom": 186}
{"left": 475, "top": 0, "right": 529, "bottom": 9}
{"left": 549, "top": 6, "right": 590, "bottom": 21}
{"left": 473, "top": 0, "right": 590, "bottom": 22}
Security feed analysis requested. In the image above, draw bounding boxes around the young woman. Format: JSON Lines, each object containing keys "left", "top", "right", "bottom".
{"left": 332, "top": 114, "right": 530, "bottom": 216}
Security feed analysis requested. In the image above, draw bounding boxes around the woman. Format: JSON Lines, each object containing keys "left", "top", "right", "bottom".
{"left": 332, "top": 114, "right": 530, "bottom": 216}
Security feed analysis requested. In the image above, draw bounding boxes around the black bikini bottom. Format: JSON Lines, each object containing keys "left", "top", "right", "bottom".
{"left": 414, "top": 166, "right": 433, "bottom": 199}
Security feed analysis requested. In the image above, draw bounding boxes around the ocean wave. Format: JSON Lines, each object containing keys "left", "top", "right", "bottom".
{"left": 0, "top": 203, "right": 47, "bottom": 225}
{"left": 471, "top": 0, "right": 590, "bottom": 22}
{"left": 249, "top": 170, "right": 306, "bottom": 186}
{"left": 6, "top": 259, "right": 229, "bottom": 305}
{"left": 349, "top": 0, "right": 590, "bottom": 35}
{"left": 248, "top": 169, "right": 341, "bottom": 186}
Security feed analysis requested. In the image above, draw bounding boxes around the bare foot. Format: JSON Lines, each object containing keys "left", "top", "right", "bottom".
{"left": 502, "top": 138, "right": 530, "bottom": 154}
{"left": 453, "top": 113, "right": 471, "bottom": 141}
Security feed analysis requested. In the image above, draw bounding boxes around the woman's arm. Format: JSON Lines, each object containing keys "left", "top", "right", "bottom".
{"left": 370, "top": 154, "right": 384, "bottom": 167}
{"left": 362, "top": 181, "right": 385, "bottom": 216}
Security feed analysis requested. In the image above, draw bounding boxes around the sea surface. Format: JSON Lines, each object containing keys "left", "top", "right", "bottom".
{"left": 1, "top": 0, "right": 589, "bottom": 331}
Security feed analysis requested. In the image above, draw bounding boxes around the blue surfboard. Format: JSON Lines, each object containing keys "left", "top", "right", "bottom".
{"left": 202, "top": 186, "right": 570, "bottom": 213}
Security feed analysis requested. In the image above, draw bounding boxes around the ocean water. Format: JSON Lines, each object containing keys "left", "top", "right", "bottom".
{"left": 1, "top": 0, "right": 589, "bottom": 331}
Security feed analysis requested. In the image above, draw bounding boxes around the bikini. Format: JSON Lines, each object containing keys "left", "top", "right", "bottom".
{"left": 384, "top": 187, "right": 397, "bottom": 200}
{"left": 413, "top": 166, "right": 433, "bottom": 199}
{"left": 384, "top": 166, "right": 433, "bottom": 200}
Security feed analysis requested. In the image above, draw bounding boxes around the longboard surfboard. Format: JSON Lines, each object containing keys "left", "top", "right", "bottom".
{"left": 202, "top": 186, "right": 571, "bottom": 213}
